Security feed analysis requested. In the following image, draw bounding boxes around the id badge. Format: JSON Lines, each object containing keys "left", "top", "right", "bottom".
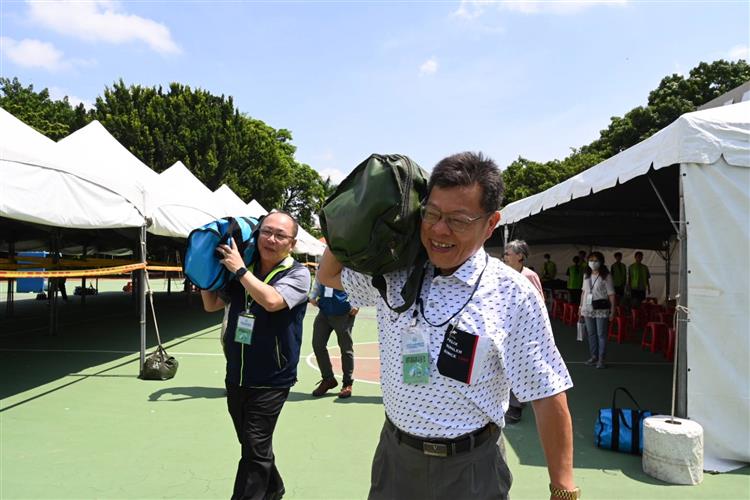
{"left": 586, "top": 294, "right": 593, "bottom": 305}
{"left": 401, "top": 324, "right": 430, "bottom": 384}
{"left": 235, "top": 312, "right": 255, "bottom": 345}
{"left": 323, "top": 287, "right": 334, "bottom": 298}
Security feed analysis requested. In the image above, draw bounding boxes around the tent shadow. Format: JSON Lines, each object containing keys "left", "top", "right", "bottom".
{"left": 149, "top": 386, "right": 226, "bottom": 401}
{"left": 0, "top": 292, "right": 222, "bottom": 402}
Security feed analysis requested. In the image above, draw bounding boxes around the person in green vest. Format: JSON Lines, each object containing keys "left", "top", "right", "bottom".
{"left": 578, "top": 250, "right": 588, "bottom": 275}
{"left": 610, "top": 252, "right": 627, "bottom": 301}
{"left": 541, "top": 253, "right": 557, "bottom": 284}
{"left": 566, "top": 255, "right": 584, "bottom": 304}
{"left": 628, "top": 251, "right": 651, "bottom": 307}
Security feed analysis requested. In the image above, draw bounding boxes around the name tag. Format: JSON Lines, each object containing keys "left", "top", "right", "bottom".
{"left": 436, "top": 325, "right": 490, "bottom": 385}
{"left": 402, "top": 324, "right": 430, "bottom": 384}
{"left": 235, "top": 312, "right": 255, "bottom": 345}
{"left": 323, "top": 287, "right": 334, "bottom": 298}
{"left": 586, "top": 294, "right": 593, "bottom": 305}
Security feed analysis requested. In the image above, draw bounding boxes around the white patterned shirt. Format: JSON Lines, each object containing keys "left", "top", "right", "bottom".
{"left": 341, "top": 248, "right": 573, "bottom": 438}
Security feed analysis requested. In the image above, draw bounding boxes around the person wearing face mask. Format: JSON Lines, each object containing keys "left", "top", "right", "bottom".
{"left": 579, "top": 252, "right": 616, "bottom": 369}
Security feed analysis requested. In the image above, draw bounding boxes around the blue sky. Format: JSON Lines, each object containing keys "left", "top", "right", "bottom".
{"left": 1, "top": 1, "right": 748, "bottom": 185}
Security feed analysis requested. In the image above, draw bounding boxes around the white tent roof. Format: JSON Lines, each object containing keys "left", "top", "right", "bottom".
{"left": 246, "top": 199, "right": 326, "bottom": 257}
{"left": 213, "top": 184, "right": 252, "bottom": 218}
{"left": 501, "top": 101, "right": 750, "bottom": 225}
{"left": 0, "top": 108, "right": 146, "bottom": 229}
{"left": 57, "top": 123, "right": 217, "bottom": 238}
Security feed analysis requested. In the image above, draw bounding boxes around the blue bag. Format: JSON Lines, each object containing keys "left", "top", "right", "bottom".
{"left": 184, "top": 216, "right": 260, "bottom": 291}
{"left": 595, "top": 387, "right": 652, "bottom": 455}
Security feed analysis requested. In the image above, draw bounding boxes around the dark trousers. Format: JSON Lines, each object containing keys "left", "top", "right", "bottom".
{"left": 368, "top": 421, "right": 512, "bottom": 500}
{"left": 226, "top": 383, "right": 290, "bottom": 500}
{"left": 312, "top": 312, "right": 355, "bottom": 385}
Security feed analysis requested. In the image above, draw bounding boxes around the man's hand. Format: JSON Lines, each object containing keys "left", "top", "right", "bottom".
{"left": 217, "top": 238, "right": 244, "bottom": 273}
{"left": 349, "top": 307, "right": 359, "bottom": 316}
{"left": 309, "top": 298, "right": 319, "bottom": 307}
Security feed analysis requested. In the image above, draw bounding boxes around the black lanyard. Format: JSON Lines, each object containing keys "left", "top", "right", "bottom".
{"left": 416, "top": 253, "right": 489, "bottom": 328}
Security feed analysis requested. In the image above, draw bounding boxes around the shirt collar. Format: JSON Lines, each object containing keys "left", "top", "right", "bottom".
{"left": 431, "top": 247, "right": 488, "bottom": 286}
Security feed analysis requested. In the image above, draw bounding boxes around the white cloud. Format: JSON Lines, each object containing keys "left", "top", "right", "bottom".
{"left": 0, "top": 36, "right": 71, "bottom": 71}
{"left": 419, "top": 57, "right": 439, "bottom": 76}
{"left": 728, "top": 44, "right": 749, "bottom": 61}
{"left": 48, "top": 86, "right": 94, "bottom": 109}
{"left": 454, "top": 0, "right": 628, "bottom": 18}
{"left": 27, "top": 0, "right": 181, "bottom": 55}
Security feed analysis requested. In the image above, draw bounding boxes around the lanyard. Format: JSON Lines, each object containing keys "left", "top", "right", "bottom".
{"left": 416, "top": 253, "right": 489, "bottom": 328}
{"left": 244, "top": 256, "right": 294, "bottom": 310}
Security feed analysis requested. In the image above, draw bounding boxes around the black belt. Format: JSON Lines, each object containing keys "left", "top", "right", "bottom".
{"left": 385, "top": 416, "right": 498, "bottom": 457}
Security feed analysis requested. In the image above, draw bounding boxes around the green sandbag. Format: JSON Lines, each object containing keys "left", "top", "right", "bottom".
{"left": 320, "top": 153, "right": 429, "bottom": 312}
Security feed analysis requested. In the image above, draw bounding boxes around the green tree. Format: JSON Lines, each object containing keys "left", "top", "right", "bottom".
{"left": 0, "top": 77, "right": 92, "bottom": 140}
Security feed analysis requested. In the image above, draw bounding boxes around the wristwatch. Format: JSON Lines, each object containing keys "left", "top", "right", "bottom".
{"left": 234, "top": 267, "right": 248, "bottom": 280}
{"left": 549, "top": 484, "right": 581, "bottom": 499}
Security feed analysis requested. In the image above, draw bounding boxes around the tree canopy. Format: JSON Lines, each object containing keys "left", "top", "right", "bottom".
{"left": 501, "top": 59, "right": 750, "bottom": 205}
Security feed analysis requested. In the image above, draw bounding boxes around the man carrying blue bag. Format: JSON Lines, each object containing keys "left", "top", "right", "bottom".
{"left": 201, "top": 211, "right": 311, "bottom": 500}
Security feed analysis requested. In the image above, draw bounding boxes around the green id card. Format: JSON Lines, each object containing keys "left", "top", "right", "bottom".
{"left": 402, "top": 325, "right": 429, "bottom": 384}
{"left": 235, "top": 313, "right": 255, "bottom": 345}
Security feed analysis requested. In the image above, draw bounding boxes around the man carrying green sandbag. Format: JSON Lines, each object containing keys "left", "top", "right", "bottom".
{"left": 318, "top": 152, "right": 579, "bottom": 500}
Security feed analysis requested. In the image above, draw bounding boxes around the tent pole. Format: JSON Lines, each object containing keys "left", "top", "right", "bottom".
{"left": 139, "top": 225, "right": 147, "bottom": 375}
{"left": 648, "top": 177, "right": 679, "bottom": 235}
{"left": 81, "top": 245, "right": 88, "bottom": 306}
{"left": 6, "top": 241, "right": 15, "bottom": 317}
{"left": 674, "top": 168, "right": 688, "bottom": 418}
{"left": 665, "top": 240, "right": 671, "bottom": 300}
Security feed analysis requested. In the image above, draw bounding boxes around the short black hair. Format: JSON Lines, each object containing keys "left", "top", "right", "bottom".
{"left": 428, "top": 152, "right": 504, "bottom": 213}
{"left": 544, "top": 253, "right": 551, "bottom": 259}
{"left": 614, "top": 252, "right": 622, "bottom": 258}
{"left": 263, "top": 210, "right": 299, "bottom": 238}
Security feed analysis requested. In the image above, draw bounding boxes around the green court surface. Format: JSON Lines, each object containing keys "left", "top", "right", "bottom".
{"left": 1, "top": 281, "right": 748, "bottom": 499}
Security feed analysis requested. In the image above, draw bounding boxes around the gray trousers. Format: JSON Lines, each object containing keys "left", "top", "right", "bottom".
{"left": 312, "top": 311, "right": 355, "bottom": 385}
{"left": 368, "top": 421, "right": 512, "bottom": 500}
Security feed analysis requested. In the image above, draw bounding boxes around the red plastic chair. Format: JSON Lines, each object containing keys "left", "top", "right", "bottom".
{"left": 563, "top": 303, "right": 578, "bottom": 326}
{"left": 608, "top": 316, "right": 629, "bottom": 344}
{"left": 641, "top": 322, "right": 668, "bottom": 353}
{"left": 551, "top": 298, "right": 565, "bottom": 320}
{"left": 631, "top": 308, "right": 646, "bottom": 332}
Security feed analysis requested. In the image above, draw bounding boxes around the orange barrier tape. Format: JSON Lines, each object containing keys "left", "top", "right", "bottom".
{"left": 0, "top": 257, "right": 178, "bottom": 269}
{"left": 0, "top": 263, "right": 146, "bottom": 279}
{"left": 146, "top": 266, "right": 183, "bottom": 272}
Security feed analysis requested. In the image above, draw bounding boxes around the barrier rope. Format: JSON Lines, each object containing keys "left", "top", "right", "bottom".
{"left": 0, "top": 263, "right": 183, "bottom": 279}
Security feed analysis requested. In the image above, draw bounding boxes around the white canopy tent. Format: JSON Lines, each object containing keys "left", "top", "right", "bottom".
{"left": 0, "top": 108, "right": 147, "bottom": 232}
{"left": 498, "top": 102, "right": 750, "bottom": 471}
{"left": 245, "top": 199, "right": 326, "bottom": 257}
{"left": 56, "top": 123, "right": 217, "bottom": 239}
{"left": 213, "top": 184, "right": 253, "bottom": 218}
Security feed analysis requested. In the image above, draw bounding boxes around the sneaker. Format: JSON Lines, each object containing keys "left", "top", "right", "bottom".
{"left": 596, "top": 362, "right": 606, "bottom": 369}
{"left": 312, "top": 378, "right": 338, "bottom": 397}
{"left": 585, "top": 357, "right": 598, "bottom": 366}
{"left": 505, "top": 405, "right": 523, "bottom": 424}
{"left": 338, "top": 384, "right": 353, "bottom": 399}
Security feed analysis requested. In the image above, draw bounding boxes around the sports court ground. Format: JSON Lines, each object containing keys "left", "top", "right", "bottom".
{"left": 1, "top": 280, "right": 748, "bottom": 499}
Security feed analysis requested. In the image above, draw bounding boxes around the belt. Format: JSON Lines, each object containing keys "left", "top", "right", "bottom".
{"left": 385, "top": 417, "right": 498, "bottom": 457}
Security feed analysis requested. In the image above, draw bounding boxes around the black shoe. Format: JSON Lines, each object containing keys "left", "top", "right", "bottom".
{"left": 505, "top": 405, "right": 523, "bottom": 424}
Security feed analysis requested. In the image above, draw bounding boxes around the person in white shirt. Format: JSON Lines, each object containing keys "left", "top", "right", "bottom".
{"left": 318, "top": 152, "right": 578, "bottom": 500}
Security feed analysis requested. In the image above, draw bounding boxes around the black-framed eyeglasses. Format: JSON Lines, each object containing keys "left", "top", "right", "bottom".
{"left": 259, "top": 228, "right": 293, "bottom": 243}
{"left": 420, "top": 205, "right": 491, "bottom": 233}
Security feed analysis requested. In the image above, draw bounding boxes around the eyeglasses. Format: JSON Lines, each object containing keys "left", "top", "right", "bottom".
{"left": 420, "top": 205, "right": 491, "bottom": 233}
{"left": 259, "top": 228, "right": 294, "bottom": 243}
